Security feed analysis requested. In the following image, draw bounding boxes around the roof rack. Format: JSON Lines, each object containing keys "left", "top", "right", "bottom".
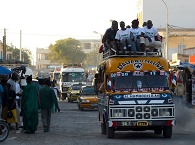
{"left": 102, "top": 50, "right": 162, "bottom": 60}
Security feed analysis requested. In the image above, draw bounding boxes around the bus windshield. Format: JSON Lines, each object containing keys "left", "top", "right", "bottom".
{"left": 108, "top": 71, "right": 169, "bottom": 91}
{"left": 62, "top": 72, "right": 86, "bottom": 82}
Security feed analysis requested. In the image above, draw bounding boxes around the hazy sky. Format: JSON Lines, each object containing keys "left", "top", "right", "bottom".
{"left": 0, "top": 0, "right": 137, "bottom": 60}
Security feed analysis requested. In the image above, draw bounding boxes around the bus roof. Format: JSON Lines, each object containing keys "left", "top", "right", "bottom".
{"left": 102, "top": 56, "right": 169, "bottom": 72}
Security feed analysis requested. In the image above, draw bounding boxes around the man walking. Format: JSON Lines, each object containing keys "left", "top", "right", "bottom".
{"left": 39, "top": 79, "right": 60, "bottom": 132}
{"left": 21, "top": 75, "right": 39, "bottom": 134}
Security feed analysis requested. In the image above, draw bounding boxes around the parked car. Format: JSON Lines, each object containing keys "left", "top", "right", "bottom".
{"left": 77, "top": 85, "right": 98, "bottom": 111}
{"left": 67, "top": 84, "right": 82, "bottom": 103}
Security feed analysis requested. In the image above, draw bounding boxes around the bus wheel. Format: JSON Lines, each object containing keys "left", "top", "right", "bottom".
{"left": 101, "top": 122, "right": 106, "bottom": 135}
{"left": 163, "top": 126, "right": 172, "bottom": 138}
{"left": 107, "top": 126, "right": 115, "bottom": 138}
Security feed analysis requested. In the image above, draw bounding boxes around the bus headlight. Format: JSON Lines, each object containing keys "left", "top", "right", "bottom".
{"left": 112, "top": 109, "right": 125, "bottom": 117}
{"left": 81, "top": 100, "right": 89, "bottom": 103}
{"left": 159, "top": 108, "right": 170, "bottom": 116}
{"left": 151, "top": 109, "right": 158, "bottom": 117}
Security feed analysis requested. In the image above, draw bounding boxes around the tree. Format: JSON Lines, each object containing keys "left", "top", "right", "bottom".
{"left": 83, "top": 47, "right": 102, "bottom": 68}
{"left": 48, "top": 38, "right": 86, "bottom": 64}
{"left": 7, "top": 46, "right": 32, "bottom": 65}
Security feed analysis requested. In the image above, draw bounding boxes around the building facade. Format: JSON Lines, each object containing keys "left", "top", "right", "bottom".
{"left": 136, "top": 0, "right": 195, "bottom": 28}
{"left": 136, "top": 0, "right": 195, "bottom": 60}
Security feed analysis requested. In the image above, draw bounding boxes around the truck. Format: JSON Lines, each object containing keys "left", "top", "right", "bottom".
{"left": 59, "top": 64, "right": 87, "bottom": 100}
{"left": 95, "top": 51, "right": 175, "bottom": 138}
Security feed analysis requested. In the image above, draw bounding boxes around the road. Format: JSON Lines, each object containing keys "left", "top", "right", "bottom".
{"left": 3, "top": 99, "right": 195, "bottom": 145}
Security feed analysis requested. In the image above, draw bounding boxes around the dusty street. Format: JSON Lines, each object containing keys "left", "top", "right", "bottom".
{"left": 3, "top": 99, "right": 195, "bottom": 145}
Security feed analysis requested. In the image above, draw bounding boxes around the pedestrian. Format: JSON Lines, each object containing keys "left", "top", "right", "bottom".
{"left": 4, "top": 83, "right": 18, "bottom": 130}
{"left": 6, "top": 72, "right": 20, "bottom": 129}
{"left": 51, "top": 81, "right": 59, "bottom": 113}
{"left": 39, "top": 79, "right": 60, "bottom": 132}
{"left": 21, "top": 75, "right": 39, "bottom": 134}
{"left": 0, "top": 79, "right": 4, "bottom": 119}
{"left": 15, "top": 80, "right": 22, "bottom": 128}
{"left": 174, "top": 79, "right": 185, "bottom": 106}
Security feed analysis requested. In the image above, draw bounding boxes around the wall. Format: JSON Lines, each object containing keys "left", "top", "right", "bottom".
{"left": 136, "top": 0, "right": 195, "bottom": 28}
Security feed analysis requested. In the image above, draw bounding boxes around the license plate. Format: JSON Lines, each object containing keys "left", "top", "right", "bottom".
{"left": 91, "top": 104, "right": 97, "bottom": 106}
{"left": 137, "top": 121, "right": 148, "bottom": 126}
{"left": 121, "top": 121, "right": 131, "bottom": 126}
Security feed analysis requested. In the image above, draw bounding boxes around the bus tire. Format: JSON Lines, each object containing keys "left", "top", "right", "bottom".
{"left": 107, "top": 126, "right": 115, "bottom": 138}
{"left": 163, "top": 126, "right": 172, "bottom": 138}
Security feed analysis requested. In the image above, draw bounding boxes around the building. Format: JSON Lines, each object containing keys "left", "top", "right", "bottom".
{"left": 36, "top": 39, "right": 100, "bottom": 70}
{"left": 136, "top": 0, "right": 195, "bottom": 60}
{"left": 136, "top": 0, "right": 195, "bottom": 28}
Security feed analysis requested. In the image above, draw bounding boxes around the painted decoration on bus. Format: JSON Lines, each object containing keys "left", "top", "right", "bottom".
{"left": 118, "top": 60, "right": 164, "bottom": 71}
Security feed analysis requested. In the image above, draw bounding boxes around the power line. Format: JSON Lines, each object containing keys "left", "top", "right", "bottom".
{"left": 3, "top": 31, "right": 99, "bottom": 38}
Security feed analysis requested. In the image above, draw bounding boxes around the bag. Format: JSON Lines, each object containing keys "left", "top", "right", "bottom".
{"left": 7, "top": 111, "right": 13, "bottom": 118}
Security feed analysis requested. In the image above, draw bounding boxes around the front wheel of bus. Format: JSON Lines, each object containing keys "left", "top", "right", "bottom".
{"left": 107, "top": 126, "right": 114, "bottom": 138}
{"left": 163, "top": 126, "right": 172, "bottom": 138}
{"left": 101, "top": 123, "right": 106, "bottom": 135}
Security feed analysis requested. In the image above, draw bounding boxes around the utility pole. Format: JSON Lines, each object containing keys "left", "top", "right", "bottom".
{"left": 162, "top": 0, "right": 169, "bottom": 59}
{"left": 20, "top": 30, "right": 22, "bottom": 61}
{"left": 3, "top": 28, "right": 6, "bottom": 61}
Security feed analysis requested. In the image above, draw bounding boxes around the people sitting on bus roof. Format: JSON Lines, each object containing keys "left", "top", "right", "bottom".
{"left": 115, "top": 21, "right": 131, "bottom": 53}
{"left": 142, "top": 22, "right": 147, "bottom": 27}
{"left": 129, "top": 19, "right": 145, "bottom": 53}
{"left": 143, "top": 20, "right": 162, "bottom": 52}
{"left": 102, "top": 20, "right": 119, "bottom": 54}
{"left": 126, "top": 25, "right": 131, "bottom": 28}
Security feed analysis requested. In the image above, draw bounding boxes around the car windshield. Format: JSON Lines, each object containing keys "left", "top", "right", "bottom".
{"left": 62, "top": 72, "right": 85, "bottom": 82}
{"left": 108, "top": 71, "right": 169, "bottom": 91}
{"left": 82, "top": 87, "right": 96, "bottom": 95}
{"left": 72, "top": 85, "right": 82, "bottom": 90}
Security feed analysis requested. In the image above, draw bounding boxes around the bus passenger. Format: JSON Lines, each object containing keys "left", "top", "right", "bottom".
{"left": 115, "top": 21, "right": 131, "bottom": 53}
{"left": 143, "top": 20, "right": 162, "bottom": 52}
{"left": 129, "top": 19, "right": 145, "bottom": 53}
{"left": 102, "top": 20, "right": 119, "bottom": 54}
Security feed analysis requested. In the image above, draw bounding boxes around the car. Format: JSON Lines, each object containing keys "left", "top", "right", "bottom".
{"left": 77, "top": 85, "right": 98, "bottom": 111}
{"left": 67, "top": 84, "right": 82, "bottom": 103}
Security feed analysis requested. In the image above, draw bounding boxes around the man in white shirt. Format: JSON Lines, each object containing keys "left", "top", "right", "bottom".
{"left": 143, "top": 20, "right": 162, "bottom": 52}
{"left": 115, "top": 21, "right": 131, "bottom": 52}
{"left": 129, "top": 19, "right": 145, "bottom": 52}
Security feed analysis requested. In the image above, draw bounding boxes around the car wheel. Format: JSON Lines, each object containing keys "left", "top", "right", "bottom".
{"left": 163, "top": 126, "right": 172, "bottom": 138}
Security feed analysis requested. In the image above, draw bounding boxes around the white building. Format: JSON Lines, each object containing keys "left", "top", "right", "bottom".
{"left": 136, "top": 0, "right": 195, "bottom": 28}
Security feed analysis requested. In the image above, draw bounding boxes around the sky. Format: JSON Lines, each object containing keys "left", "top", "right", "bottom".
{"left": 0, "top": 0, "right": 137, "bottom": 62}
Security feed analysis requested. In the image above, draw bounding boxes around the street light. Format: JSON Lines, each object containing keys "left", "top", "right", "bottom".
{"left": 93, "top": 31, "right": 103, "bottom": 41}
{"left": 93, "top": 31, "right": 103, "bottom": 67}
{"left": 161, "top": 0, "right": 169, "bottom": 59}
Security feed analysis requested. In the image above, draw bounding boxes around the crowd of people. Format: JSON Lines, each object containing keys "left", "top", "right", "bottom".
{"left": 0, "top": 72, "right": 60, "bottom": 134}
{"left": 99, "top": 19, "right": 162, "bottom": 55}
